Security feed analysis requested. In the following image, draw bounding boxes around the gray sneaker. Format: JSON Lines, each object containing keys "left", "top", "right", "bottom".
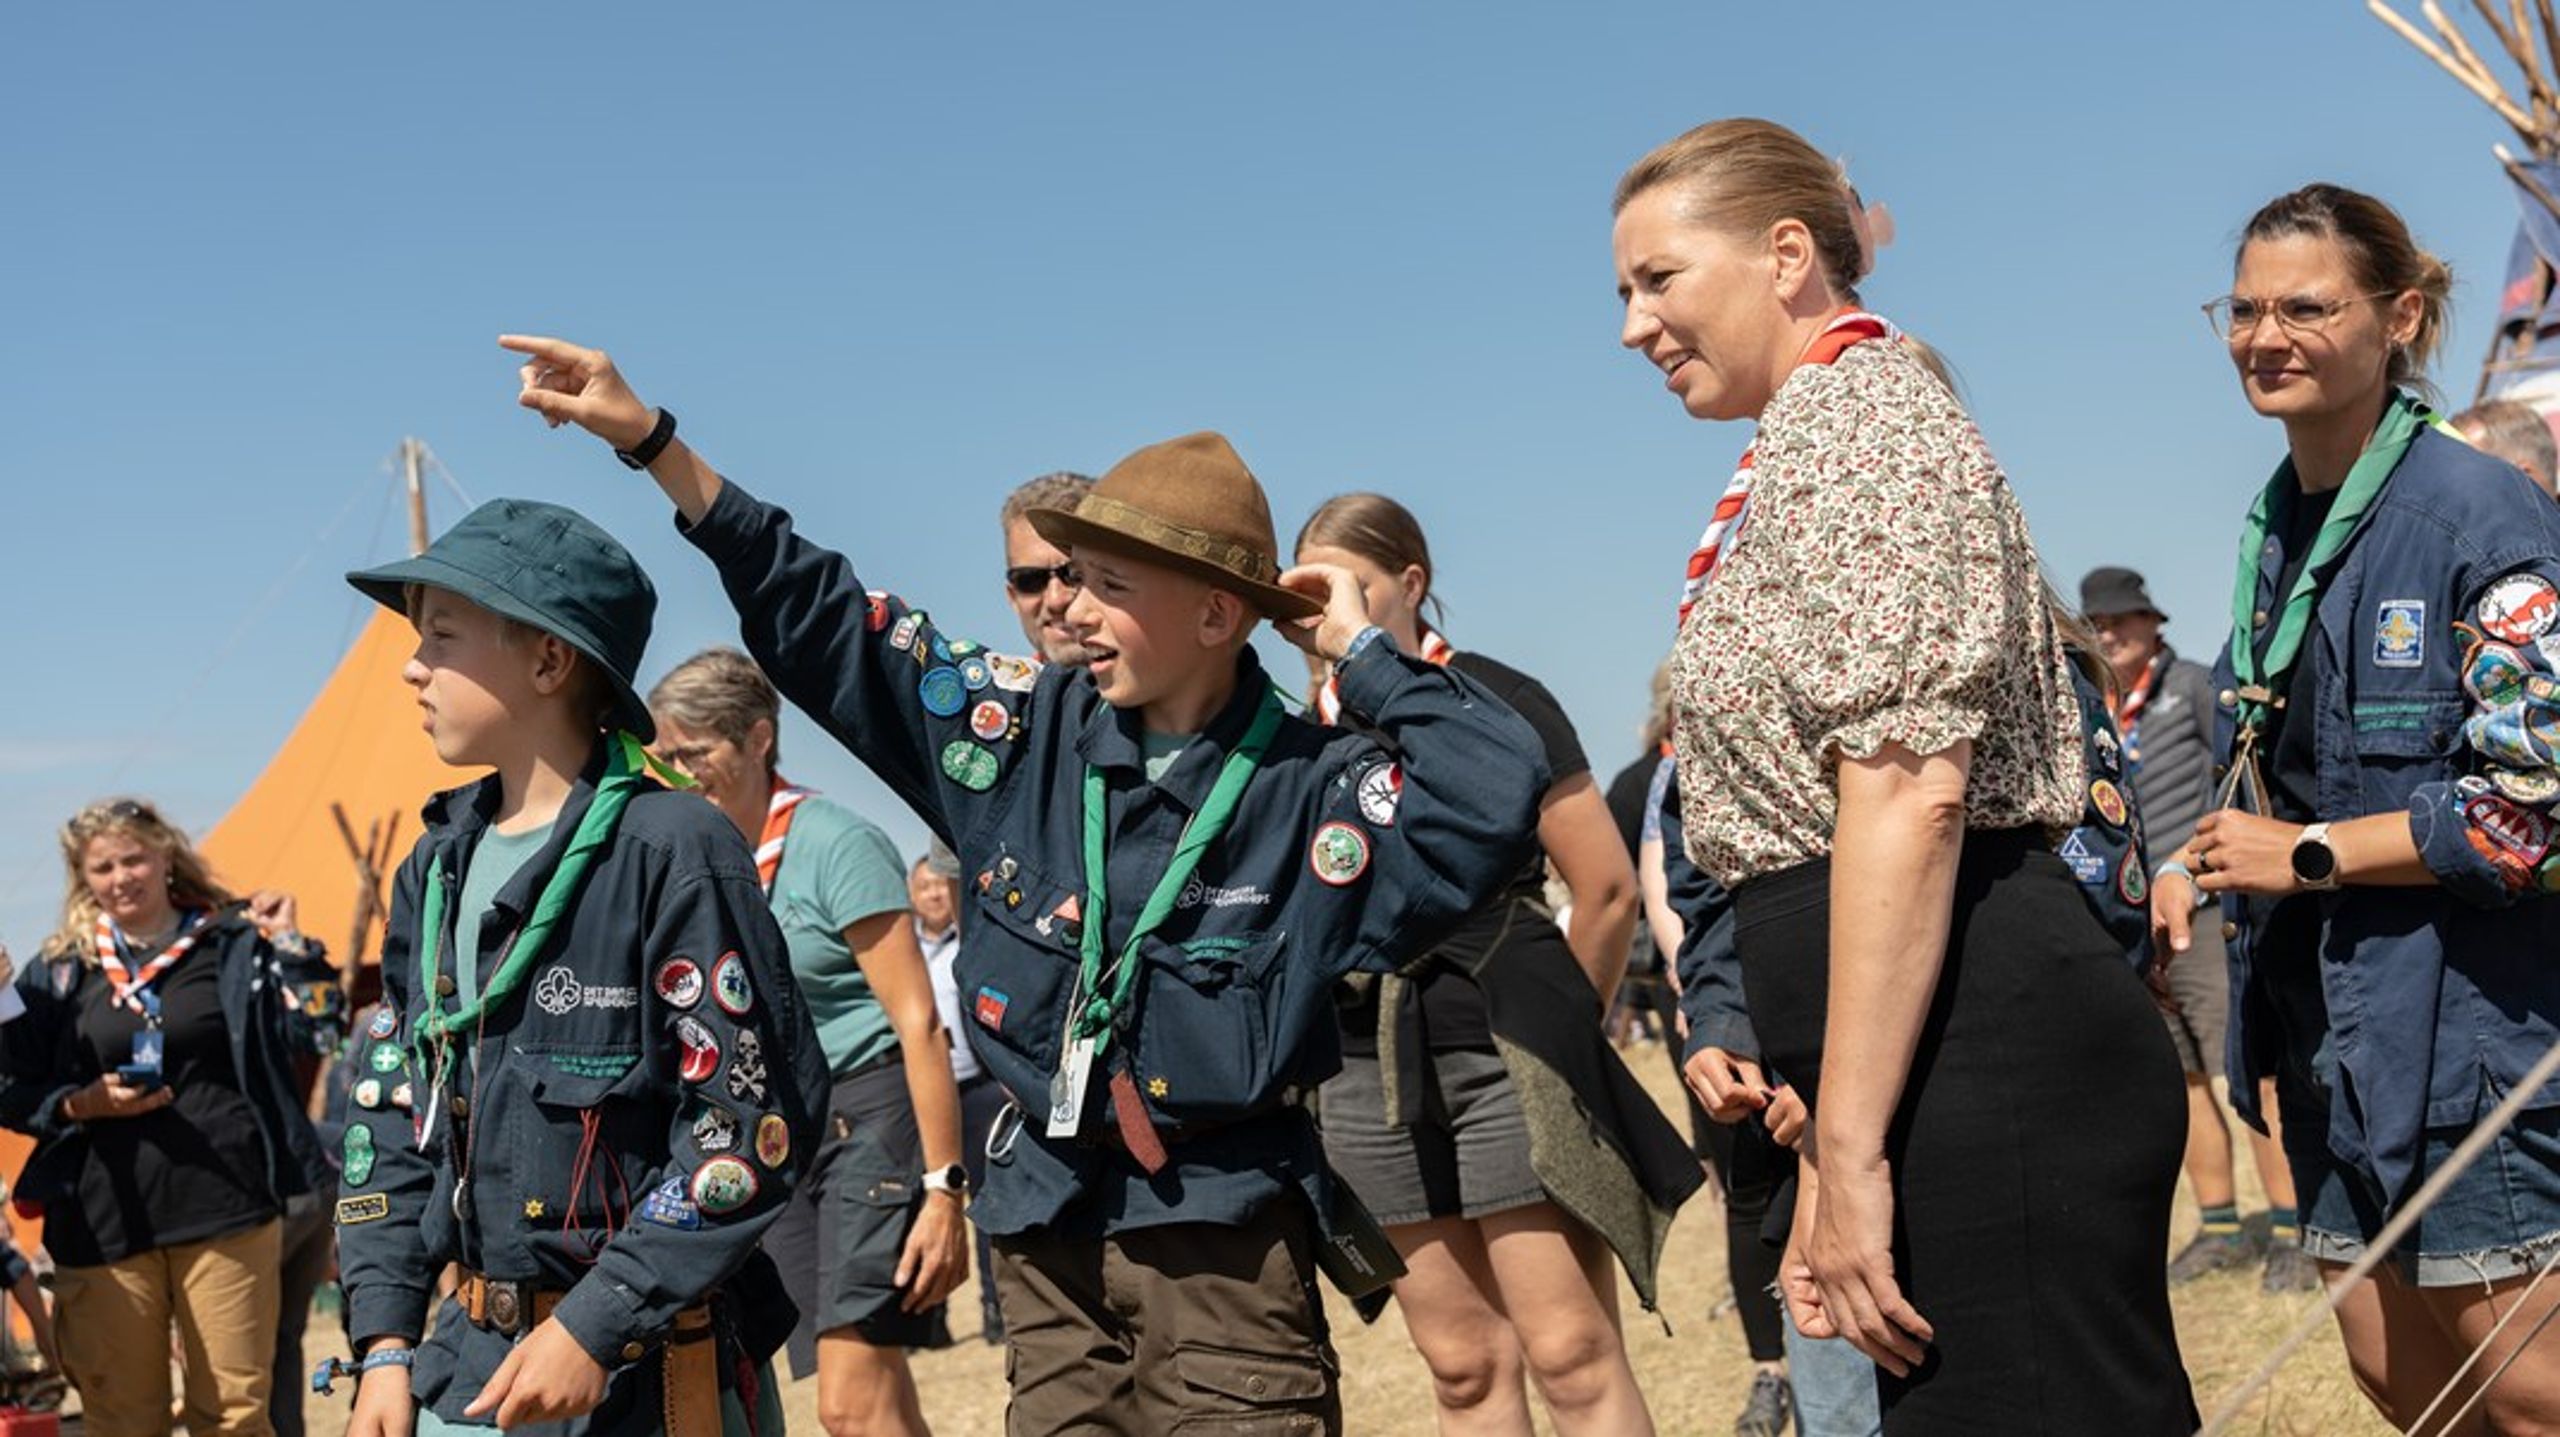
{"left": 2167, "top": 1229, "right": 2259, "bottom": 1284}
{"left": 2261, "top": 1241, "right": 2322, "bottom": 1294}
{"left": 1735, "top": 1369, "right": 1794, "bottom": 1437}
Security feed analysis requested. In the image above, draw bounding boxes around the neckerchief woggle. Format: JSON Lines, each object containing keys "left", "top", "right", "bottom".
{"left": 409, "top": 733, "right": 689, "bottom": 1076}
{"left": 755, "top": 780, "right": 813, "bottom": 894}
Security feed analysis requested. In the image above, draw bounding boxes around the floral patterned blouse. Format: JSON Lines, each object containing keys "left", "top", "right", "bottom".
{"left": 1670, "top": 338, "right": 2086, "bottom": 887}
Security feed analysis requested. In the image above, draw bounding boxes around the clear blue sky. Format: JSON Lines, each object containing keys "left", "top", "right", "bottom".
{"left": 0, "top": 4, "right": 2540, "bottom": 945}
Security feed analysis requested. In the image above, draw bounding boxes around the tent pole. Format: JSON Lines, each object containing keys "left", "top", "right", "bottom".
{"left": 403, "top": 438, "right": 429, "bottom": 556}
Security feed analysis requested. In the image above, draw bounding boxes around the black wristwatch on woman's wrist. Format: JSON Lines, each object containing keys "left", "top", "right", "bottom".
{"left": 615, "top": 407, "right": 677, "bottom": 470}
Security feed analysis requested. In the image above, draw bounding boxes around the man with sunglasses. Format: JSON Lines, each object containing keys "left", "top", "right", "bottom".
{"left": 1000, "top": 473, "right": 1095, "bottom": 667}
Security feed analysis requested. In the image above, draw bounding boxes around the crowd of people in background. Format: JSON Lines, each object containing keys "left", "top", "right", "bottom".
{"left": 8, "top": 113, "right": 2560, "bottom": 1437}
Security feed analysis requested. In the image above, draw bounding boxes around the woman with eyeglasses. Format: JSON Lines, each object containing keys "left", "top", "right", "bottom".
{"left": 1615, "top": 117, "right": 2193, "bottom": 1433}
{"left": 2158, "top": 183, "right": 2560, "bottom": 1430}
{"left": 647, "top": 647, "right": 968, "bottom": 1437}
{"left": 0, "top": 799, "right": 335, "bottom": 1437}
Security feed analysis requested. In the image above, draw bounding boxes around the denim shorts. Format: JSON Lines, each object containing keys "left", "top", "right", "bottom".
{"left": 2281, "top": 1096, "right": 2560, "bottom": 1286}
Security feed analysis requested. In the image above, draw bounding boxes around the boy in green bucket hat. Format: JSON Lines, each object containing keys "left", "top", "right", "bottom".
{"left": 330, "top": 498, "right": 830, "bottom": 1436}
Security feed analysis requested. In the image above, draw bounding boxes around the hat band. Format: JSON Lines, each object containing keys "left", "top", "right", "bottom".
{"left": 1071, "top": 495, "right": 1280, "bottom": 585}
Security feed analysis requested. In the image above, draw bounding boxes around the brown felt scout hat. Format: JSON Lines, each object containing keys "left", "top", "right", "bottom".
{"left": 1026, "top": 431, "right": 1322, "bottom": 621}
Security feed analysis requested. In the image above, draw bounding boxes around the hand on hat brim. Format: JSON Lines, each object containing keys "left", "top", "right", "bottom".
{"left": 1275, "top": 564, "right": 1377, "bottom": 663}
{"left": 500, "top": 334, "right": 658, "bottom": 452}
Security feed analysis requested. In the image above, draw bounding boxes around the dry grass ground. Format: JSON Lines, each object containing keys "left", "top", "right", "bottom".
{"left": 295, "top": 1051, "right": 2395, "bottom": 1435}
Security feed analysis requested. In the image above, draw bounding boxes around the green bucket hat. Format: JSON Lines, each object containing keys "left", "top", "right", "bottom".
{"left": 346, "top": 498, "right": 659, "bottom": 741}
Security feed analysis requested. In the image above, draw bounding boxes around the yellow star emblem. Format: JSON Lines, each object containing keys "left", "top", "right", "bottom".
{"left": 523, "top": 1199, "right": 546, "bottom": 1220}
{"left": 1146, "top": 1076, "right": 1169, "bottom": 1099}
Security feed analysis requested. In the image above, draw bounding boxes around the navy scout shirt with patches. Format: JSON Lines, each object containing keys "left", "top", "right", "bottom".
{"left": 334, "top": 748, "right": 829, "bottom": 1431}
{"left": 680, "top": 479, "right": 1550, "bottom": 1238}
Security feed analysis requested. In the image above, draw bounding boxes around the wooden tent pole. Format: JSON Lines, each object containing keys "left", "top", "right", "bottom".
{"left": 403, "top": 437, "right": 429, "bottom": 556}
{"left": 2374, "top": 0, "right": 2545, "bottom": 140}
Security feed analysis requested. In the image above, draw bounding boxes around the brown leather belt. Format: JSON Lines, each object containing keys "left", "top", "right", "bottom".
{"left": 456, "top": 1269, "right": 719, "bottom": 1437}
{"left": 456, "top": 1271, "right": 564, "bottom": 1338}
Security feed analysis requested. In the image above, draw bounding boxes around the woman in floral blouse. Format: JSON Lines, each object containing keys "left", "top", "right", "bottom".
{"left": 1612, "top": 118, "right": 2191, "bottom": 1434}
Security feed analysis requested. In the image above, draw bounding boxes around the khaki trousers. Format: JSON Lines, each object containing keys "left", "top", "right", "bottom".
{"left": 993, "top": 1199, "right": 1341, "bottom": 1435}
{"left": 56, "top": 1218, "right": 282, "bottom": 1437}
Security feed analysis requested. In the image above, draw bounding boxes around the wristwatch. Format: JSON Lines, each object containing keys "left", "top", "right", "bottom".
{"left": 2290, "top": 822, "right": 2343, "bottom": 892}
{"left": 922, "top": 1163, "right": 970, "bottom": 1199}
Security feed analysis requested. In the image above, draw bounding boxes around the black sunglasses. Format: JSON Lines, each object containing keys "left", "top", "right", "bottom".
{"left": 1005, "top": 563, "right": 1081, "bottom": 597}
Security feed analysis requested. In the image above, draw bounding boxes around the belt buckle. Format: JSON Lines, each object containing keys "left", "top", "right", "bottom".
{"left": 488, "top": 1280, "right": 524, "bottom": 1336}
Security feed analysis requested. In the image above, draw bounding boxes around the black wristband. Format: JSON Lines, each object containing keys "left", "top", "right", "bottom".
{"left": 615, "top": 407, "right": 677, "bottom": 470}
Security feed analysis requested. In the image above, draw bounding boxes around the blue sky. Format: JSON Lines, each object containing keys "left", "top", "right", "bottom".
{"left": 0, "top": 4, "right": 2542, "bottom": 945}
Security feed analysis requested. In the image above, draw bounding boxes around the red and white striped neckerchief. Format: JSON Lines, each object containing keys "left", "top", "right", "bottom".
{"left": 2112, "top": 651, "right": 2164, "bottom": 741}
{"left": 1676, "top": 310, "right": 1897, "bottom": 627}
{"left": 1317, "top": 627, "right": 1452, "bottom": 724}
{"left": 755, "top": 781, "right": 814, "bottom": 894}
{"left": 94, "top": 909, "right": 207, "bottom": 1017}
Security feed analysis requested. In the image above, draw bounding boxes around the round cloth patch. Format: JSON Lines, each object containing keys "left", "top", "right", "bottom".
{"left": 866, "top": 593, "right": 891, "bottom": 632}
{"left": 2478, "top": 574, "right": 2560, "bottom": 645}
{"left": 391, "top": 1082, "right": 414, "bottom": 1111}
{"left": 2089, "top": 779, "right": 2129, "bottom": 829}
{"left": 1355, "top": 763, "right": 1404, "bottom": 828}
{"left": 691, "top": 1103, "right": 741, "bottom": 1156}
{"left": 676, "top": 1016, "right": 722, "bottom": 1085}
{"left": 342, "top": 1124, "right": 376, "bottom": 1187}
{"left": 655, "top": 958, "right": 704, "bottom": 1010}
{"left": 712, "top": 952, "right": 754, "bottom": 1017}
{"left": 368, "top": 1042, "right": 406, "bottom": 1074}
{"left": 691, "top": 1156, "right": 760, "bottom": 1216}
{"left": 970, "top": 700, "right": 1011, "bottom": 742}
{"left": 368, "top": 1006, "right": 399, "bottom": 1040}
{"left": 2495, "top": 766, "right": 2560, "bottom": 807}
{"left": 2118, "top": 859, "right": 2149, "bottom": 908}
{"left": 960, "top": 657, "right": 993, "bottom": 692}
{"left": 1309, "top": 822, "right": 1372, "bottom": 887}
{"left": 987, "top": 654, "right": 1040, "bottom": 692}
{"left": 919, "top": 667, "right": 969, "bottom": 718}
{"left": 754, "top": 1113, "right": 791, "bottom": 1169}
{"left": 353, "top": 1079, "right": 383, "bottom": 1110}
{"left": 941, "top": 741, "right": 1001, "bottom": 792}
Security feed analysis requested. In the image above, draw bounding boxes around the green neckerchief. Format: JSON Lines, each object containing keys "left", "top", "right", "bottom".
{"left": 411, "top": 733, "right": 687, "bottom": 1070}
{"left": 2227, "top": 390, "right": 2434, "bottom": 738}
{"left": 1071, "top": 685, "right": 1284, "bottom": 1055}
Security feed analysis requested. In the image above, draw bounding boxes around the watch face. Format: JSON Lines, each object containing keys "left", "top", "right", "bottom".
{"left": 2293, "top": 838, "right": 2337, "bottom": 883}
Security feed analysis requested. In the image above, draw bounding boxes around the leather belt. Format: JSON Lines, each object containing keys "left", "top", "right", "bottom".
{"left": 456, "top": 1271, "right": 563, "bottom": 1339}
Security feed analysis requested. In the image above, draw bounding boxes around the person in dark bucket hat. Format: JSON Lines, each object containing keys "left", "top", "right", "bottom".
{"left": 347, "top": 497, "right": 660, "bottom": 741}
{"left": 329, "top": 493, "right": 828, "bottom": 1434}
{"left": 2078, "top": 565, "right": 2166, "bottom": 623}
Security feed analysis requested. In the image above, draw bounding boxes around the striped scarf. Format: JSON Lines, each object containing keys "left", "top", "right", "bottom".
{"left": 1317, "top": 627, "right": 1452, "bottom": 725}
{"left": 755, "top": 781, "right": 813, "bottom": 893}
{"left": 95, "top": 910, "right": 207, "bottom": 1017}
{"left": 1676, "top": 310, "right": 1896, "bottom": 626}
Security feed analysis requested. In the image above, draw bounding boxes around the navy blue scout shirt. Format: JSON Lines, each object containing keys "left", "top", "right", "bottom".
{"left": 678, "top": 479, "right": 1549, "bottom": 1238}
{"left": 335, "top": 748, "right": 829, "bottom": 1430}
{"left": 2210, "top": 423, "right": 2560, "bottom": 1201}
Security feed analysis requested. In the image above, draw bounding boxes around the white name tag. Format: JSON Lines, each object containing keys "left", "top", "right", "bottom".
{"left": 1046, "top": 1035, "right": 1096, "bottom": 1139}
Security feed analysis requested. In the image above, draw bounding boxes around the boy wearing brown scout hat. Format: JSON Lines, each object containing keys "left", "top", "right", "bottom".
{"left": 502, "top": 332, "right": 1551, "bottom": 1433}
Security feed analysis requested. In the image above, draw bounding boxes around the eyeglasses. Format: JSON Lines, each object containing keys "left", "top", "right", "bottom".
{"left": 2200, "top": 291, "right": 2399, "bottom": 342}
{"left": 1005, "top": 563, "right": 1082, "bottom": 597}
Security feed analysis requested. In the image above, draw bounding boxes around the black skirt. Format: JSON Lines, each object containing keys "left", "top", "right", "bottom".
{"left": 1734, "top": 828, "right": 2195, "bottom": 1436}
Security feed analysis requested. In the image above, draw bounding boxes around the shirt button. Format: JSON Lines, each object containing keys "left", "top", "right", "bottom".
{"left": 435, "top": 975, "right": 457, "bottom": 998}
{"left": 620, "top": 1341, "right": 646, "bottom": 1363}
{"left": 449, "top": 1095, "right": 469, "bottom": 1120}
{"left": 2222, "top": 921, "right": 2240, "bottom": 942}
{"left": 1246, "top": 1375, "right": 1268, "bottom": 1396}
{"left": 2252, "top": 609, "right": 2269, "bottom": 628}
{"left": 2218, "top": 689, "right": 2237, "bottom": 708}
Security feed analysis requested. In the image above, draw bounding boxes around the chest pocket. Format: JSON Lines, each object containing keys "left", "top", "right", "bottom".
{"left": 2348, "top": 691, "right": 2467, "bottom": 817}
{"left": 1128, "top": 929, "right": 1291, "bottom": 1126}
{"left": 953, "top": 852, "right": 1082, "bottom": 1075}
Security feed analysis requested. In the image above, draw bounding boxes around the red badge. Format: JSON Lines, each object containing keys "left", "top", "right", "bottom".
{"left": 2478, "top": 575, "right": 2560, "bottom": 646}
{"left": 676, "top": 1016, "right": 721, "bottom": 1084}
{"left": 2466, "top": 795, "right": 2554, "bottom": 863}
{"left": 970, "top": 700, "right": 1011, "bottom": 742}
{"left": 866, "top": 592, "right": 891, "bottom": 632}
{"left": 655, "top": 958, "right": 704, "bottom": 1010}
{"left": 975, "top": 985, "right": 1010, "bottom": 1030}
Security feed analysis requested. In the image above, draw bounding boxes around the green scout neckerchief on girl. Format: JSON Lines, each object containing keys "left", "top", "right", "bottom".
{"left": 1047, "top": 685, "right": 1284, "bottom": 1154}
{"left": 2222, "top": 391, "right": 2439, "bottom": 805}
{"left": 410, "top": 733, "right": 686, "bottom": 1074}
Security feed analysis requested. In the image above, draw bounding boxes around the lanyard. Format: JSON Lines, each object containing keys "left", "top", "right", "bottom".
{"left": 755, "top": 780, "right": 813, "bottom": 894}
{"left": 94, "top": 910, "right": 204, "bottom": 1024}
{"left": 1070, "top": 686, "right": 1284, "bottom": 1054}
{"left": 2226, "top": 391, "right": 2431, "bottom": 738}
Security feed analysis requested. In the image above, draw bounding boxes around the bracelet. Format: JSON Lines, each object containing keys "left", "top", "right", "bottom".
{"left": 615, "top": 407, "right": 678, "bottom": 470}
{"left": 2154, "top": 860, "right": 2193, "bottom": 884}
{"left": 1340, "top": 625, "right": 1390, "bottom": 664}
{"left": 359, "top": 1348, "right": 415, "bottom": 1375}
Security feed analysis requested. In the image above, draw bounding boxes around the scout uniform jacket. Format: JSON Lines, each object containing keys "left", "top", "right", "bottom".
{"left": 2210, "top": 424, "right": 2560, "bottom": 1203}
{"left": 335, "top": 749, "right": 829, "bottom": 1432}
{"left": 679, "top": 479, "right": 1549, "bottom": 1238}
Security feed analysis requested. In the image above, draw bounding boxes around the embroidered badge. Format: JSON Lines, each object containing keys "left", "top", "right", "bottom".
{"left": 2467, "top": 795, "right": 2555, "bottom": 863}
{"left": 368, "top": 1042, "right": 406, "bottom": 1074}
{"left": 1146, "top": 1075, "right": 1169, "bottom": 1100}
{"left": 1356, "top": 763, "right": 1404, "bottom": 828}
{"left": 987, "top": 654, "right": 1041, "bottom": 693}
{"left": 342, "top": 1124, "right": 376, "bottom": 1187}
{"left": 655, "top": 958, "right": 705, "bottom": 1010}
{"left": 890, "top": 615, "right": 923, "bottom": 652}
{"left": 941, "top": 741, "right": 1001, "bottom": 792}
{"left": 959, "top": 657, "right": 993, "bottom": 692}
{"left": 676, "top": 1016, "right": 722, "bottom": 1084}
{"left": 2089, "top": 780, "right": 2130, "bottom": 829}
{"left": 1310, "top": 822, "right": 1372, "bottom": 887}
{"left": 754, "top": 1113, "right": 791, "bottom": 1169}
{"left": 353, "top": 1079, "right": 383, "bottom": 1110}
{"left": 691, "top": 1103, "right": 741, "bottom": 1156}
{"left": 2478, "top": 574, "right": 2560, "bottom": 645}
{"left": 2375, "top": 599, "right": 2427, "bottom": 669}
{"left": 391, "top": 1082, "right": 414, "bottom": 1110}
{"left": 2467, "top": 642, "right": 2533, "bottom": 707}
{"left": 866, "top": 592, "right": 891, "bottom": 633}
{"left": 2459, "top": 774, "right": 2497, "bottom": 798}
{"left": 641, "top": 1174, "right": 701, "bottom": 1230}
{"left": 919, "top": 667, "right": 969, "bottom": 718}
{"left": 725, "top": 1034, "right": 770, "bottom": 1106}
{"left": 2057, "top": 830, "right": 2106, "bottom": 883}
{"left": 532, "top": 965, "right": 639, "bottom": 1016}
{"left": 2118, "top": 860, "right": 2149, "bottom": 907}
{"left": 2092, "top": 725, "right": 2122, "bottom": 775}
{"left": 336, "top": 1193, "right": 390, "bottom": 1226}
{"left": 970, "top": 700, "right": 1011, "bottom": 743}
{"left": 931, "top": 634, "right": 954, "bottom": 662}
{"left": 368, "top": 1006, "right": 399, "bottom": 1040}
{"left": 975, "top": 986, "right": 1010, "bottom": 1030}
{"left": 712, "top": 952, "right": 754, "bottom": 1017}
{"left": 2494, "top": 767, "right": 2560, "bottom": 807}
{"left": 950, "top": 638, "right": 983, "bottom": 658}
{"left": 691, "top": 1156, "right": 759, "bottom": 1216}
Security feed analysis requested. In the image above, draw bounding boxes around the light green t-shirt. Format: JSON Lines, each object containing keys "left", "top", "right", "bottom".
{"left": 767, "top": 796, "right": 912, "bottom": 1076}
{"left": 454, "top": 819, "right": 555, "bottom": 1005}
{"left": 1141, "top": 731, "right": 1192, "bottom": 783}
